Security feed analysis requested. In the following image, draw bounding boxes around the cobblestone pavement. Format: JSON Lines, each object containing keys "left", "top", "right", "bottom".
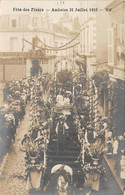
{"left": 0, "top": 105, "right": 30, "bottom": 195}
{"left": 104, "top": 156, "right": 125, "bottom": 192}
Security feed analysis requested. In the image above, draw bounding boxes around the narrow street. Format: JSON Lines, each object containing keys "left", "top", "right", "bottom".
{"left": 0, "top": 105, "right": 30, "bottom": 195}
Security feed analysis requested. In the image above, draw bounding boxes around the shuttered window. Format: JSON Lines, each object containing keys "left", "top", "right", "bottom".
{"left": 108, "top": 28, "right": 114, "bottom": 65}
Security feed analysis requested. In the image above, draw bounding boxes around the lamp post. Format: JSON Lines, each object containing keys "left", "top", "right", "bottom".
{"left": 3, "top": 64, "right": 5, "bottom": 81}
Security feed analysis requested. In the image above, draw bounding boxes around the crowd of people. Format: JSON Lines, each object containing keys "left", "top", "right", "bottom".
{"left": 73, "top": 81, "right": 125, "bottom": 192}
{"left": 0, "top": 72, "right": 52, "bottom": 188}
{"left": 0, "top": 78, "right": 30, "bottom": 161}
{"left": 113, "top": 133, "right": 125, "bottom": 182}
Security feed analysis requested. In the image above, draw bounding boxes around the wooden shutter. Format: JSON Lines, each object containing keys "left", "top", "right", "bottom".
{"left": 108, "top": 28, "right": 114, "bottom": 65}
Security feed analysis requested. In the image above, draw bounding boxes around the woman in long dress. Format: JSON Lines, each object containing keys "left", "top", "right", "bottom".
{"left": 56, "top": 92, "right": 64, "bottom": 106}
{"left": 56, "top": 116, "right": 68, "bottom": 152}
{"left": 113, "top": 138, "right": 119, "bottom": 155}
{"left": 120, "top": 154, "right": 125, "bottom": 179}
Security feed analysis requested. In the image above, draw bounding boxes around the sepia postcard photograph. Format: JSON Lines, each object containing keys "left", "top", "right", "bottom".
{"left": 0, "top": 0, "right": 125, "bottom": 194}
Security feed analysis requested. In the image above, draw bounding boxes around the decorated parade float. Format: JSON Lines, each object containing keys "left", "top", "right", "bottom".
{"left": 16, "top": 57, "right": 108, "bottom": 194}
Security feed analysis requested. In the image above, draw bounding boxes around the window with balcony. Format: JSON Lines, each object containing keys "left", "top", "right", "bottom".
{"left": 116, "top": 24, "right": 125, "bottom": 67}
{"left": 108, "top": 24, "right": 125, "bottom": 67}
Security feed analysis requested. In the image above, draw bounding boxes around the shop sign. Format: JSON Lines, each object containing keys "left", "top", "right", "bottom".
{"left": 0, "top": 52, "right": 28, "bottom": 57}
{"left": 0, "top": 57, "right": 26, "bottom": 64}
